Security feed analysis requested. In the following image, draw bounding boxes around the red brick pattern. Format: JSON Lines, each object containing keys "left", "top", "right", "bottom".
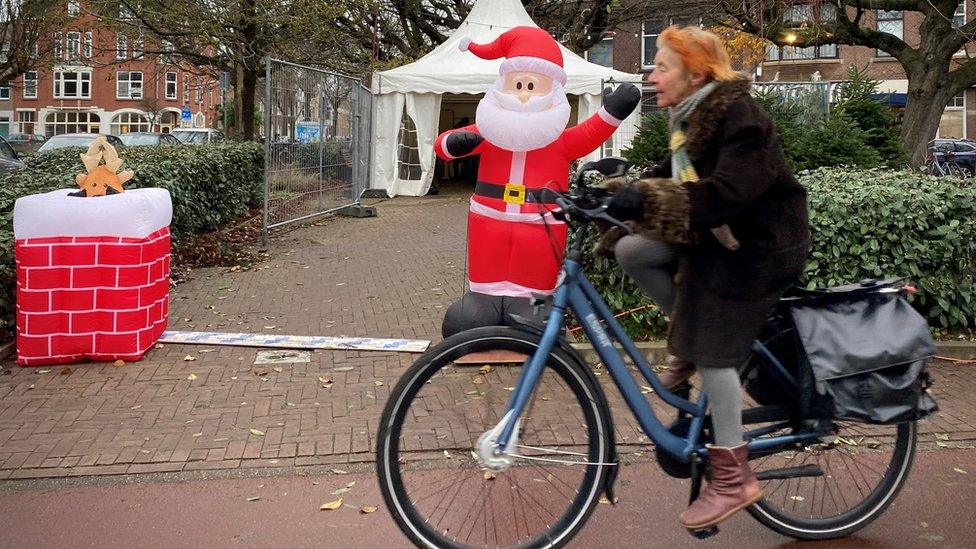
{"left": 15, "top": 227, "right": 171, "bottom": 366}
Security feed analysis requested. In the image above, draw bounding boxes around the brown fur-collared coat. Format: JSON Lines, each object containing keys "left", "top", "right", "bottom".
{"left": 602, "top": 77, "right": 810, "bottom": 367}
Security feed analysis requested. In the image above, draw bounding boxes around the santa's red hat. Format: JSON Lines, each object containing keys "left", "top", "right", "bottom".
{"left": 459, "top": 26, "right": 566, "bottom": 85}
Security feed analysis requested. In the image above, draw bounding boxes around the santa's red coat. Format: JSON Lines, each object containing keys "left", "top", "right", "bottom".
{"left": 434, "top": 108, "right": 623, "bottom": 297}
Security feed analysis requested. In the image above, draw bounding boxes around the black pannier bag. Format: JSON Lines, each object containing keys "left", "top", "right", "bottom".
{"left": 745, "top": 278, "right": 939, "bottom": 424}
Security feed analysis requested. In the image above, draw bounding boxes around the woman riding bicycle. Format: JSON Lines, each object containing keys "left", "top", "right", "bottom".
{"left": 600, "top": 25, "right": 810, "bottom": 530}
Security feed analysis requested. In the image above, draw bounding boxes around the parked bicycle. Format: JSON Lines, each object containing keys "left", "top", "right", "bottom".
{"left": 925, "top": 140, "right": 973, "bottom": 178}
{"left": 376, "top": 158, "right": 936, "bottom": 548}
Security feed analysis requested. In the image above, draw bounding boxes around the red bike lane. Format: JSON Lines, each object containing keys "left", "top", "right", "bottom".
{"left": 0, "top": 448, "right": 971, "bottom": 548}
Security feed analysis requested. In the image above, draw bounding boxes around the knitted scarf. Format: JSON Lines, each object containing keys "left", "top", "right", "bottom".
{"left": 668, "top": 82, "right": 740, "bottom": 250}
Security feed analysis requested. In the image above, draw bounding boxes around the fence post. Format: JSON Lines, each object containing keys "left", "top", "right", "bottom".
{"left": 262, "top": 57, "right": 272, "bottom": 247}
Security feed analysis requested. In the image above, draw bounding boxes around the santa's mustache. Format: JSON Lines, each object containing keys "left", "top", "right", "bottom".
{"left": 489, "top": 87, "right": 554, "bottom": 113}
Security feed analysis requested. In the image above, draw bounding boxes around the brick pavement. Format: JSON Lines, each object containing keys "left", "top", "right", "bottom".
{"left": 1, "top": 184, "right": 974, "bottom": 480}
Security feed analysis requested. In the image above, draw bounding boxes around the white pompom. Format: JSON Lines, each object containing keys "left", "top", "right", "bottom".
{"left": 459, "top": 37, "right": 472, "bottom": 52}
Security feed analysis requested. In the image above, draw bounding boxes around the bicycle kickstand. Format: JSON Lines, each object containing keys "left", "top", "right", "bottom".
{"left": 686, "top": 456, "right": 720, "bottom": 540}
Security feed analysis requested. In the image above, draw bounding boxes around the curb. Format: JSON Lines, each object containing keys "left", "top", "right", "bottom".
{"left": 570, "top": 340, "right": 976, "bottom": 363}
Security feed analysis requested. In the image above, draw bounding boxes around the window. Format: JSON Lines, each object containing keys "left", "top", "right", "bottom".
{"left": 30, "top": 42, "right": 38, "bottom": 58}
{"left": 54, "top": 70, "right": 92, "bottom": 99}
{"left": 183, "top": 73, "right": 189, "bottom": 102}
{"left": 66, "top": 31, "right": 81, "bottom": 60}
{"left": 0, "top": 87, "right": 8, "bottom": 100}
{"left": 116, "top": 71, "right": 143, "bottom": 99}
{"left": 67, "top": 1, "right": 80, "bottom": 16}
{"left": 766, "top": 3, "right": 837, "bottom": 61}
{"left": 54, "top": 32, "right": 63, "bottom": 60}
{"left": 18, "top": 110, "right": 36, "bottom": 134}
{"left": 116, "top": 35, "right": 127, "bottom": 59}
{"left": 586, "top": 38, "right": 614, "bottom": 68}
{"left": 196, "top": 83, "right": 204, "bottom": 104}
{"left": 642, "top": 19, "right": 665, "bottom": 68}
{"left": 84, "top": 31, "right": 92, "bottom": 58}
{"left": 110, "top": 112, "right": 151, "bottom": 134}
{"left": 45, "top": 111, "right": 100, "bottom": 136}
{"left": 938, "top": 93, "right": 965, "bottom": 139}
{"left": 160, "top": 40, "right": 175, "bottom": 64}
{"left": 876, "top": 10, "right": 903, "bottom": 57}
{"left": 23, "top": 71, "right": 37, "bottom": 99}
{"left": 131, "top": 37, "right": 143, "bottom": 58}
{"left": 955, "top": 1, "right": 967, "bottom": 28}
{"left": 165, "top": 72, "right": 177, "bottom": 99}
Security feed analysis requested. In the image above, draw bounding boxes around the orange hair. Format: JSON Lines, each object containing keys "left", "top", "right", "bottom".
{"left": 657, "top": 26, "right": 740, "bottom": 82}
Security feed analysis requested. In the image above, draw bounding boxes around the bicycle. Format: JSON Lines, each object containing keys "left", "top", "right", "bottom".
{"left": 925, "top": 141, "right": 973, "bottom": 178}
{"left": 376, "top": 159, "right": 918, "bottom": 548}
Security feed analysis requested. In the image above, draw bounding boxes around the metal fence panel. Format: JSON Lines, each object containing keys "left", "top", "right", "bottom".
{"left": 263, "top": 58, "right": 372, "bottom": 233}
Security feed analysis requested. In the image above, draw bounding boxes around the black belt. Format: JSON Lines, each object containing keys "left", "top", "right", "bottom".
{"left": 474, "top": 181, "right": 553, "bottom": 204}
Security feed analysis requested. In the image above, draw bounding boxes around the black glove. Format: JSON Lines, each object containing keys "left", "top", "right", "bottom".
{"left": 606, "top": 185, "right": 645, "bottom": 222}
{"left": 445, "top": 131, "right": 484, "bottom": 157}
{"left": 603, "top": 83, "right": 641, "bottom": 121}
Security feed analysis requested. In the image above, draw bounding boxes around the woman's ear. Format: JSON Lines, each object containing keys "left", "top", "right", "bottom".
{"left": 689, "top": 71, "right": 708, "bottom": 87}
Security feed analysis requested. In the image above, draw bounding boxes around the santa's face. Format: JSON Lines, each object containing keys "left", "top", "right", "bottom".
{"left": 475, "top": 71, "right": 571, "bottom": 152}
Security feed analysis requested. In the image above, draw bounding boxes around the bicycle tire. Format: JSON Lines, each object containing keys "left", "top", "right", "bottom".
{"left": 747, "top": 420, "right": 917, "bottom": 540}
{"left": 376, "top": 326, "right": 612, "bottom": 549}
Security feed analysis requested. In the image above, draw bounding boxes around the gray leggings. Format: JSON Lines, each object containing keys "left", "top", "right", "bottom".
{"left": 615, "top": 235, "right": 742, "bottom": 447}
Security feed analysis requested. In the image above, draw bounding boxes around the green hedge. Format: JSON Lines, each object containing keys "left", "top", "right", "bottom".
{"left": 583, "top": 167, "right": 976, "bottom": 340}
{"left": 0, "top": 142, "right": 264, "bottom": 335}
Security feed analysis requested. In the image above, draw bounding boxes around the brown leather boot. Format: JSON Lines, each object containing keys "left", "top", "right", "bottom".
{"left": 679, "top": 443, "right": 763, "bottom": 530}
{"left": 657, "top": 356, "right": 696, "bottom": 389}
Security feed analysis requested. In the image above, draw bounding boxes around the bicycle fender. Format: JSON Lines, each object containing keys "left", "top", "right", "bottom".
{"left": 505, "top": 315, "right": 620, "bottom": 502}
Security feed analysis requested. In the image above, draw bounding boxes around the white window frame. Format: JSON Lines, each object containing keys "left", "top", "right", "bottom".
{"left": 955, "top": 1, "right": 967, "bottom": 28}
{"left": 17, "top": 109, "right": 36, "bottom": 134}
{"left": 876, "top": 10, "right": 903, "bottom": 58}
{"left": 131, "top": 37, "right": 144, "bottom": 58}
{"left": 116, "top": 71, "right": 143, "bottom": 100}
{"left": 66, "top": 31, "right": 81, "bottom": 60}
{"left": 641, "top": 20, "right": 664, "bottom": 69}
{"left": 54, "top": 32, "right": 63, "bottom": 60}
{"left": 45, "top": 110, "right": 101, "bottom": 136}
{"left": 84, "top": 31, "right": 92, "bottom": 58}
{"left": 0, "top": 87, "right": 10, "bottom": 101}
{"left": 196, "top": 82, "right": 204, "bottom": 104}
{"left": 585, "top": 37, "right": 614, "bottom": 69}
{"left": 67, "top": 1, "right": 80, "bottom": 16}
{"left": 110, "top": 112, "right": 152, "bottom": 135}
{"left": 183, "top": 73, "right": 189, "bottom": 103}
{"left": 937, "top": 92, "right": 967, "bottom": 139}
{"left": 116, "top": 34, "right": 127, "bottom": 59}
{"left": 53, "top": 70, "right": 92, "bottom": 99}
{"left": 23, "top": 71, "right": 37, "bottom": 99}
{"left": 165, "top": 72, "right": 177, "bottom": 99}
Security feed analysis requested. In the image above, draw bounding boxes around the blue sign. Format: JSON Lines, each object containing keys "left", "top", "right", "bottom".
{"left": 295, "top": 121, "right": 322, "bottom": 144}
{"left": 181, "top": 107, "right": 192, "bottom": 120}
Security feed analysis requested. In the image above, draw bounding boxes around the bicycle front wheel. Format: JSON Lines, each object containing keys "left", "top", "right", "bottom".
{"left": 748, "top": 420, "right": 917, "bottom": 540}
{"left": 377, "top": 327, "right": 612, "bottom": 549}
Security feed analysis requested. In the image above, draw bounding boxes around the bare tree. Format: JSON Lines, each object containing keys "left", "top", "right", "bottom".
{"left": 717, "top": 0, "right": 976, "bottom": 165}
{"left": 0, "top": 0, "right": 68, "bottom": 86}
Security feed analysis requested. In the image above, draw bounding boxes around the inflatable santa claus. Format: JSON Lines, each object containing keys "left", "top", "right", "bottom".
{"left": 436, "top": 26, "right": 640, "bottom": 337}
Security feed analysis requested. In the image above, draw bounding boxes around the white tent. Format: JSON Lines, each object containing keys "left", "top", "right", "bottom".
{"left": 370, "top": 0, "right": 643, "bottom": 197}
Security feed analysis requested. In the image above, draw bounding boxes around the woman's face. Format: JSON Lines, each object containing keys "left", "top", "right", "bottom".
{"left": 649, "top": 47, "right": 702, "bottom": 107}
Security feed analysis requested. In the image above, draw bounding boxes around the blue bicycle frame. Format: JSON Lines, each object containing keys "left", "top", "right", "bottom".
{"left": 493, "top": 254, "right": 824, "bottom": 463}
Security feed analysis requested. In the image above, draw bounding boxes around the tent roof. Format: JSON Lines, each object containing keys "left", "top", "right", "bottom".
{"left": 372, "top": 0, "right": 641, "bottom": 96}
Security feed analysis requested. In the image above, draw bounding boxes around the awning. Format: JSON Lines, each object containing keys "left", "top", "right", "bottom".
{"left": 869, "top": 93, "right": 907, "bottom": 107}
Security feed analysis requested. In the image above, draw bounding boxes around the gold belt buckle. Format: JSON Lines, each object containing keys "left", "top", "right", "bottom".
{"left": 503, "top": 182, "right": 526, "bottom": 205}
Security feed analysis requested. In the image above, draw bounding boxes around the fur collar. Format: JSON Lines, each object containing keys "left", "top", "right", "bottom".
{"left": 682, "top": 77, "right": 752, "bottom": 160}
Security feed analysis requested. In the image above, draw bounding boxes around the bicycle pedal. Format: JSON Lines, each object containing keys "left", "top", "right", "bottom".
{"left": 687, "top": 526, "right": 719, "bottom": 539}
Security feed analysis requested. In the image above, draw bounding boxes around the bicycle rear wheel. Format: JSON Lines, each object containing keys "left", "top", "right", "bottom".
{"left": 747, "top": 420, "right": 916, "bottom": 540}
{"left": 376, "top": 327, "right": 612, "bottom": 549}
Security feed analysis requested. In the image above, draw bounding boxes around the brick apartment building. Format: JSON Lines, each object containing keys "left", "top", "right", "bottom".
{"left": 0, "top": 1, "right": 221, "bottom": 138}
{"left": 583, "top": 3, "right": 971, "bottom": 141}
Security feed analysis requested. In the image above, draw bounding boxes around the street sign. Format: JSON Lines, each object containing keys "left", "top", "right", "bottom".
{"left": 219, "top": 71, "right": 230, "bottom": 91}
{"left": 295, "top": 121, "right": 321, "bottom": 143}
{"left": 181, "top": 107, "right": 191, "bottom": 120}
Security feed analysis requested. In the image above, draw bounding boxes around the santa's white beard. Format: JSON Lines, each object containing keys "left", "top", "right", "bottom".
{"left": 476, "top": 80, "right": 572, "bottom": 152}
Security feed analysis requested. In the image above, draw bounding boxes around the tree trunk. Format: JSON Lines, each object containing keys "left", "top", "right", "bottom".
{"left": 240, "top": 66, "right": 258, "bottom": 141}
{"left": 901, "top": 67, "right": 953, "bottom": 167}
{"left": 233, "top": 62, "right": 244, "bottom": 140}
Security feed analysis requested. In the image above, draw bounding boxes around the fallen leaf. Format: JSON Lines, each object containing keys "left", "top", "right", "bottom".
{"left": 483, "top": 471, "right": 496, "bottom": 480}
{"left": 479, "top": 365, "right": 493, "bottom": 375}
{"left": 27, "top": 384, "right": 35, "bottom": 390}
{"left": 264, "top": 325, "right": 277, "bottom": 329}
{"left": 192, "top": 432, "right": 203, "bottom": 437}
{"left": 187, "top": 373, "right": 198, "bottom": 380}
{"left": 472, "top": 376, "right": 484, "bottom": 385}
{"left": 37, "top": 369, "right": 50, "bottom": 374}
{"left": 334, "top": 366, "right": 354, "bottom": 372}
{"left": 598, "top": 496, "right": 612, "bottom": 504}
{"left": 246, "top": 496, "right": 261, "bottom": 502}
{"left": 443, "top": 450, "right": 452, "bottom": 459}
{"left": 360, "top": 506, "right": 378, "bottom": 514}
{"left": 131, "top": 405, "right": 142, "bottom": 410}
{"left": 953, "top": 467, "right": 967, "bottom": 474}
{"left": 183, "top": 355, "right": 197, "bottom": 362}
{"left": 332, "top": 487, "right": 351, "bottom": 496}
{"left": 113, "top": 360, "right": 126, "bottom": 367}
{"left": 154, "top": 343, "right": 164, "bottom": 349}
{"left": 374, "top": 380, "right": 383, "bottom": 386}
{"left": 273, "top": 366, "right": 283, "bottom": 373}
{"left": 320, "top": 498, "right": 343, "bottom": 510}
{"left": 330, "top": 469, "right": 348, "bottom": 475}
{"left": 249, "top": 428, "right": 266, "bottom": 436}
{"left": 789, "top": 495, "right": 805, "bottom": 501}
{"left": 58, "top": 367, "right": 71, "bottom": 375}
{"left": 934, "top": 433, "right": 951, "bottom": 441}
{"left": 344, "top": 481, "right": 356, "bottom": 489}
{"left": 918, "top": 533, "right": 944, "bottom": 542}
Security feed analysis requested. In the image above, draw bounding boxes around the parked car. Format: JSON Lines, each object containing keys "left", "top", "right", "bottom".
{"left": 118, "top": 132, "right": 183, "bottom": 147}
{"left": 931, "top": 138, "right": 976, "bottom": 177}
{"left": 6, "top": 133, "right": 47, "bottom": 156}
{"left": 171, "top": 128, "right": 225, "bottom": 144}
{"left": 0, "top": 134, "right": 23, "bottom": 174}
{"left": 36, "top": 133, "right": 125, "bottom": 154}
